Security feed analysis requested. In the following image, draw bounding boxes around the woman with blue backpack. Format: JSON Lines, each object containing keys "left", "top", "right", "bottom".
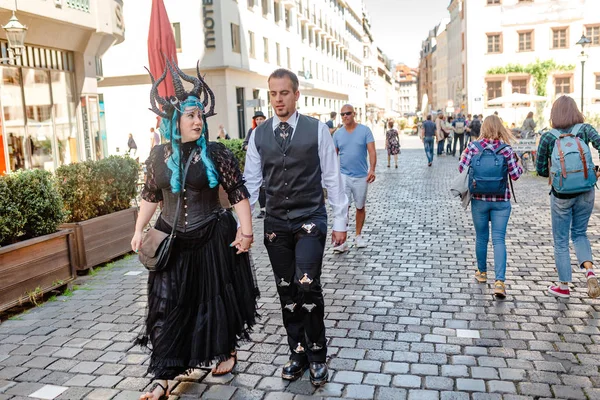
{"left": 536, "top": 96, "right": 600, "bottom": 299}
{"left": 459, "top": 115, "right": 523, "bottom": 299}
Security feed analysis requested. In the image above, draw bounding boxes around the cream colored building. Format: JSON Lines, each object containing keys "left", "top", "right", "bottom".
{"left": 0, "top": 0, "right": 124, "bottom": 174}
{"left": 447, "top": 0, "right": 464, "bottom": 113}
{"left": 99, "top": 0, "right": 372, "bottom": 161}
{"left": 433, "top": 18, "right": 450, "bottom": 111}
{"left": 465, "top": 0, "right": 600, "bottom": 123}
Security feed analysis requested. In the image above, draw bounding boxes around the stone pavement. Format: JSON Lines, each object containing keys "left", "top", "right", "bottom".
{"left": 1, "top": 142, "right": 600, "bottom": 400}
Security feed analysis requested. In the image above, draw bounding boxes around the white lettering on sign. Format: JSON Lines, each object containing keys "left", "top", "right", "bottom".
{"left": 512, "top": 138, "right": 537, "bottom": 152}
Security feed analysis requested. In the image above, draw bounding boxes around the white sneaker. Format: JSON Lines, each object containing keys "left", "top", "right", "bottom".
{"left": 333, "top": 242, "right": 349, "bottom": 253}
{"left": 355, "top": 235, "right": 367, "bottom": 248}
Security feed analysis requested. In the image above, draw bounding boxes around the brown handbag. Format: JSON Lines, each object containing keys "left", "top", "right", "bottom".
{"left": 138, "top": 148, "right": 197, "bottom": 272}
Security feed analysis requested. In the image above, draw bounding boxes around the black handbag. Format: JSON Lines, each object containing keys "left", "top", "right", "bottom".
{"left": 139, "top": 148, "right": 197, "bottom": 272}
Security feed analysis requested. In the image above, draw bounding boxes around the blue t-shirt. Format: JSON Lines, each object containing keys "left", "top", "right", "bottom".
{"left": 333, "top": 124, "right": 375, "bottom": 178}
{"left": 423, "top": 120, "right": 436, "bottom": 138}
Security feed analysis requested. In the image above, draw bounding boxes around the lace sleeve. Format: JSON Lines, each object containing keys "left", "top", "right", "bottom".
{"left": 210, "top": 142, "right": 250, "bottom": 205}
{"left": 141, "top": 145, "right": 164, "bottom": 203}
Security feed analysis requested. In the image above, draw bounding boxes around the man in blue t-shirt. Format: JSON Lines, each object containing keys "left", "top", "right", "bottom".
{"left": 333, "top": 104, "right": 376, "bottom": 252}
{"left": 420, "top": 115, "right": 436, "bottom": 166}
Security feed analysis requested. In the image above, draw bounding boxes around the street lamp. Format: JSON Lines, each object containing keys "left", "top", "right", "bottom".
{"left": 576, "top": 33, "right": 591, "bottom": 113}
{"left": 1, "top": 11, "right": 28, "bottom": 63}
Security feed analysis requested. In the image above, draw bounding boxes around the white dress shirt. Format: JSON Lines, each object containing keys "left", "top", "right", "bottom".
{"left": 244, "top": 111, "right": 349, "bottom": 232}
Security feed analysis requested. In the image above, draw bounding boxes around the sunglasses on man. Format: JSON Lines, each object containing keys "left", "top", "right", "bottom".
{"left": 340, "top": 111, "right": 354, "bottom": 116}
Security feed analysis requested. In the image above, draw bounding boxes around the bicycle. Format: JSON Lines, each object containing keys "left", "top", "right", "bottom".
{"left": 515, "top": 128, "right": 547, "bottom": 174}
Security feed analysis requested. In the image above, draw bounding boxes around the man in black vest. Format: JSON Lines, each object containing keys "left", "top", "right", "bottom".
{"left": 245, "top": 69, "right": 348, "bottom": 386}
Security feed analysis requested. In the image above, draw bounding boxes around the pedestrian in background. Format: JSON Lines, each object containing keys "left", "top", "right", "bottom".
{"left": 150, "top": 127, "right": 160, "bottom": 149}
{"left": 127, "top": 133, "right": 137, "bottom": 156}
{"left": 243, "top": 110, "right": 268, "bottom": 218}
{"left": 385, "top": 120, "right": 400, "bottom": 168}
{"left": 420, "top": 115, "right": 436, "bottom": 166}
{"left": 536, "top": 96, "right": 600, "bottom": 299}
{"left": 452, "top": 113, "right": 467, "bottom": 156}
{"left": 218, "top": 124, "right": 231, "bottom": 140}
{"left": 446, "top": 116, "right": 454, "bottom": 155}
{"left": 459, "top": 115, "right": 522, "bottom": 299}
{"left": 326, "top": 111, "right": 337, "bottom": 135}
{"left": 436, "top": 114, "right": 448, "bottom": 156}
{"left": 333, "top": 104, "right": 376, "bottom": 252}
{"left": 521, "top": 111, "right": 536, "bottom": 136}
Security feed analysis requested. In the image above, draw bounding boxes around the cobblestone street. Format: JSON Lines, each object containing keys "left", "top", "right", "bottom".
{"left": 1, "top": 139, "right": 600, "bottom": 400}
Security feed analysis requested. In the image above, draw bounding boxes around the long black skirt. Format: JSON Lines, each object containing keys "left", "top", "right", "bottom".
{"left": 136, "top": 210, "right": 260, "bottom": 379}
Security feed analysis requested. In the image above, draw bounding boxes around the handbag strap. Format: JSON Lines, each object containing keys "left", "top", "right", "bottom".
{"left": 169, "top": 147, "right": 199, "bottom": 238}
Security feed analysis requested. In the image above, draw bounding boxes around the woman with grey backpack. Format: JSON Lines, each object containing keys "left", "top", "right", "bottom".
{"left": 536, "top": 96, "right": 600, "bottom": 299}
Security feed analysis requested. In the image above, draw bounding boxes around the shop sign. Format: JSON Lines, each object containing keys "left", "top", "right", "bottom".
{"left": 203, "top": 0, "right": 216, "bottom": 49}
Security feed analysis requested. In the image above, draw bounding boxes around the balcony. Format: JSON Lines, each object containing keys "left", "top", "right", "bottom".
{"left": 281, "top": 0, "right": 295, "bottom": 8}
{"left": 67, "top": 0, "right": 90, "bottom": 12}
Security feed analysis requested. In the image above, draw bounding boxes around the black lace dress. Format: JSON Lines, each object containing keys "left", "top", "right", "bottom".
{"left": 138, "top": 141, "right": 259, "bottom": 379}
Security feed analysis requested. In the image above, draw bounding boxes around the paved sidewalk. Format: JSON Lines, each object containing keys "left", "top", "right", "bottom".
{"left": 1, "top": 148, "right": 599, "bottom": 400}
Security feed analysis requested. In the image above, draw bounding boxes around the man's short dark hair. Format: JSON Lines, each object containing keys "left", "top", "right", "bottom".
{"left": 330, "top": 111, "right": 337, "bottom": 119}
{"left": 426, "top": 115, "right": 432, "bottom": 121}
{"left": 268, "top": 68, "right": 299, "bottom": 92}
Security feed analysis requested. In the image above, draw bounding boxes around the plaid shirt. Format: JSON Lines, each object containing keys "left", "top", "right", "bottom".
{"left": 458, "top": 139, "right": 523, "bottom": 202}
{"left": 536, "top": 123, "right": 600, "bottom": 178}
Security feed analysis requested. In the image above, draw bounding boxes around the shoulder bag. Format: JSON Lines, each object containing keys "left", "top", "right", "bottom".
{"left": 139, "top": 148, "right": 198, "bottom": 272}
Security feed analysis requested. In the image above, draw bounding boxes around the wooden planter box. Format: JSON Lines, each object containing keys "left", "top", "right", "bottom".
{"left": 0, "top": 230, "right": 76, "bottom": 313}
{"left": 60, "top": 207, "right": 138, "bottom": 271}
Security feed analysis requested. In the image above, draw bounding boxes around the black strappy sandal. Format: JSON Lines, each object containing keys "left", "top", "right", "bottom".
{"left": 142, "top": 381, "right": 169, "bottom": 400}
{"left": 212, "top": 353, "right": 237, "bottom": 376}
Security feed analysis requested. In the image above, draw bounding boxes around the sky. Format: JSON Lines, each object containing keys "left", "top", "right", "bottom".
{"left": 362, "top": 0, "right": 451, "bottom": 67}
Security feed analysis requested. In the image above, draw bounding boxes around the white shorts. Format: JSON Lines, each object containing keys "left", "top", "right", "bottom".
{"left": 342, "top": 174, "right": 368, "bottom": 209}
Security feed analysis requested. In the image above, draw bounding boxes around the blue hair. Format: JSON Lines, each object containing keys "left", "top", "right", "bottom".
{"left": 160, "top": 97, "right": 219, "bottom": 193}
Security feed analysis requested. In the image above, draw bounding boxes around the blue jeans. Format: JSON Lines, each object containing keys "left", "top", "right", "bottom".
{"left": 437, "top": 139, "right": 445, "bottom": 155}
{"left": 551, "top": 190, "right": 594, "bottom": 282}
{"left": 423, "top": 137, "right": 434, "bottom": 163}
{"left": 471, "top": 200, "right": 512, "bottom": 281}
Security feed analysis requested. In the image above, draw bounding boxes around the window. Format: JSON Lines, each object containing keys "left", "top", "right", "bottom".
{"left": 486, "top": 33, "right": 502, "bottom": 53}
{"left": 586, "top": 25, "right": 600, "bottom": 46}
{"left": 262, "top": 0, "right": 269, "bottom": 17}
{"left": 172, "top": 23, "right": 182, "bottom": 52}
{"left": 596, "top": 74, "right": 600, "bottom": 90}
{"left": 285, "top": 8, "right": 292, "bottom": 30}
{"left": 511, "top": 79, "right": 528, "bottom": 94}
{"left": 518, "top": 30, "right": 533, "bottom": 51}
{"left": 231, "top": 24, "right": 241, "bottom": 53}
{"left": 287, "top": 47, "right": 291, "bottom": 69}
{"left": 486, "top": 80, "right": 502, "bottom": 103}
{"left": 276, "top": 43, "right": 281, "bottom": 66}
{"left": 263, "top": 37, "right": 269, "bottom": 62}
{"left": 248, "top": 0, "right": 255, "bottom": 7}
{"left": 555, "top": 76, "right": 571, "bottom": 95}
{"left": 274, "top": 2, "right": 281, "bottom": 23}
{"left": 487, "top": 0, "right": 500, "bottom": 4}
{"left": 552, "top": 27, "right": 568, "bottom": 49}
{"left": 249, "top": 31, "right": 255, "bottom": 58}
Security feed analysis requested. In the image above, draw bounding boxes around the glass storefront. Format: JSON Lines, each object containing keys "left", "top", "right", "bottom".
{"left": 0, "top": 66, "right": 79, "bottom": 173}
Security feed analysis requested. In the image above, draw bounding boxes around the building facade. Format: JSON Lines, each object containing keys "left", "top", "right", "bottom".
{"left": 0, "top": 0, "right": 124, "bottom": 175}
{"left": 394, "top": 64, "right": 418, "bottom": 116}
{"left": 99, "top": 0, "right": 377, "bottom": 161}
{"left": 465, "top": 0, "right": 600, "bottom": 122}
{"left": 418, "top": 28, "right": 436, "bottom": 114}
{"left": 433, "top": 18, "right": 450, "bottom": 111}
{"left": 446, "top": 0, "right": 464, "bottom": 114}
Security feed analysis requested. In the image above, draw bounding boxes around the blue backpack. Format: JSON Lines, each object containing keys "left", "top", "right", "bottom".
{"left": 468, "top": 142, "right": 509, "bottom": 196}
{"left": 550, "top": 124, "right": 596, "bottom": 194}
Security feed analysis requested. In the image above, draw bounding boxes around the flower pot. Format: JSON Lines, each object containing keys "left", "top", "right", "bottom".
{"left": 60, "top": 207, "right": 138, "bottom": 271}
{"left": 0, "top": 229, "right": 76, "bottom": 313}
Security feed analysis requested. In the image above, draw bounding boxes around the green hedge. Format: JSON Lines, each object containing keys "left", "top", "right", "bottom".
{"left": 1, "top": 169, "right": 65, "bottom": 245}
{"left": 218, "top": 139, "right": 246, "bottom": 172}
{"left": 0, "top": 178, "right": 25, "bottom": 245}
{"left": 56, "top": 155, "right": 138, "bottom": 223}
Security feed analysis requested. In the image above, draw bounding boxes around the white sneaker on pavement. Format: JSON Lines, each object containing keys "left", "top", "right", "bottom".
{"left": 333, "top": 242, "right": 349, "bottom": 253}
{"left": 355, "top": 235, "right": 367, "bottom": 248}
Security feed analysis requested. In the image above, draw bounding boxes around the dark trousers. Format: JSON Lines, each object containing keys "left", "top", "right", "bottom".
{"left": 258, "top": 186, "right": 266, "bottom": 209}
{"left": 437, "top": 139, "right": 445, "bottom": 155}
{"left": 264, "top": 207, "right": 327, "bottom": 362}
{"left": 453, "top": 133, "right": 465, "bottom": 156}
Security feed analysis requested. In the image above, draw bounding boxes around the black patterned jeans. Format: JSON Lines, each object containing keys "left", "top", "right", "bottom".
{"left": 263, "top": 207, "right": 328, "bottom": 363}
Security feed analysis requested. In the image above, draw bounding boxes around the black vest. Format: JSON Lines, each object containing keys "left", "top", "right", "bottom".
{"left": 255, "top": 114, "right": 324, "bottom": 220}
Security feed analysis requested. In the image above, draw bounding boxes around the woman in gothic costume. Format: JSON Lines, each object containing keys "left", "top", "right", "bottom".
{"left": 131, "top": 60, "right": 259, "bottom": 400}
